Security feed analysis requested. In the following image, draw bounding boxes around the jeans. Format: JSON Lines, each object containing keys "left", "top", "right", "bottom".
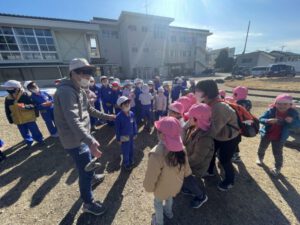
{"left": 182, "top": 175, "right": 204, "bottom": 198}
{"left": 257, "top": 136, "right": 284, "bottom": 170}
{"left": 154, "top": 197, "right": 173, "bottom": 225}
{"left": 208, "top": 136, "right": 240, "bottom": 185}
{"left": 66, "top": 144, "right": 94, "bottom": 204}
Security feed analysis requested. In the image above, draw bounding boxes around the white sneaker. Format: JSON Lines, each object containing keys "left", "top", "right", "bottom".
{"left": 256, "top": 158, "right": 263, "bottom": 166}
{"left": 271, "top": 168, "right": 281, "bottom": 176}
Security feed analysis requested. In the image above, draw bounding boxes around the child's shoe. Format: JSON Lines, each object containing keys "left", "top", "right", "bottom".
{"left": 256, "top": 158, "right": 263, "bottom": 166}
{"left": 271, "top": 168, "right": 281, "bottom": 176}
{"left": 232, "top": 153, "right": 242, "bottom": 163}
{"left": 190, "top": 194, "right": 208, "bottom": 209}
{"left": 85, "top": 157, "right": 101, "bottom": 172}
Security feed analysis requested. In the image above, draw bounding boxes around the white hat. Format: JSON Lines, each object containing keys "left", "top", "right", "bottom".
{"left": 158, "top": 87, "right": 164, "bottom": 92}
{"left": 69, "top": 58, "right": 95, "bottom": 72}
{"left": 117, "top": 96, "right": 130, "bottom": 106}
{"left": 162, "top": 81, "right": 169, "bottom": 86}
{"left": 124, "top": 80, "right": 132, "bottom": 86}
{"left": 24, "top": 80, "right": 34, "bottom": 89}
{"left": 134, "top": 78, "right": 143, "bottom": 84}
{"left": 1, "top": 80, "right": 22, "bottom": 89}
{"left": 148, "top": 80, "right": 154, "bottom": 85}
{"left": 100, "top": 76, "right": 108, "bottom": 81}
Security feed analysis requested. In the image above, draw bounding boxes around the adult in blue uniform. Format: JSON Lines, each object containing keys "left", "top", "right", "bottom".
{"left": 171, "top": 79, "right": 183, "bottom": 102}
{"left": 154, "top": 76, "right": 161, "bottom": 91}
{"left": 89, "top": 77, "right": 102, "bottom": 127}
{"left": 115, "top": 96, "right": 137, "bottom": 170}
{"left": 25, "top": 81, "right": 58, "bottom": 137}
{"left": 2, "top": 80, "right": 44, "bottom": 149}
{"left": 134, "top": 78, "right": 143, "bottom": 124}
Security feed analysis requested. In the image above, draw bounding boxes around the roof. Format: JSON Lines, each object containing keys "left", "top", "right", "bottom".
{"left": 236, "top": 51, "right": 275, "bottom": 60}
{"left": 269, "top": 51, "right": 300, "bottom": 57}
{"left": 92, "top": 17, "right": 118, "bottom": 22}
{"left": 119, "top": 11, "right": 174, "bottom": 23}
{"left": 169, "top": 26, "right": 211, "bottom": 34}
{"left": 0, "top": 13, "right": 93, "bottom": 24}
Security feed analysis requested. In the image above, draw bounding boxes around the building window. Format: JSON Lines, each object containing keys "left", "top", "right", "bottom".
{"left": 142, "top": 26, "right": 148, "bottom": 32}
{"left": 111, "top": 31, "right": 119, "bottom": 39}
{"left": 0, "top": 26, "right": 58, "bottom": 61}
{"left": 87, "top": 34, "right": 100, "bottom": 58}
{"left": 132, "top": 47, "right": 138, "bottom": 53}
{"left": 128, "top": 25, "right": 137, "bottom": 31}
{"left": 153, "top": 24, "right": 165, "bottom": 39}
{"left": 102, "top": 30, "right": 110, "bottom": 38}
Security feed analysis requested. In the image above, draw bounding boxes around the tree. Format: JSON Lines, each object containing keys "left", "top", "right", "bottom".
{"left": 215, "top": 49, "right": 234, "bottom": 72}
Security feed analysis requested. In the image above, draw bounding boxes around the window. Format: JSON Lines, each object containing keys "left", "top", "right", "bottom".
{"left": 132, "top": 47, "right": 138, "bottom": 53}
{"left": 153, "top": 24, "right": 165, "bottom": 39}
{"left": 143, "top": 48, "right": 149, "bottom": 53}
{"left": 142, "top": 26, "right": 148, "bottom": 32}
{"left": 128, "top": 25, "right": 137, "bottom": 31}
{"left": 111, "top": 31, "right": 119, "bottom": 38}
{"left": 102, "top": 30, "right": 110, "bottom": 38}
{"left": 86, "top": 34, "right": 100, "bottom": 58}
{"left": 0, "top": 26, "right": 58, "bottom": 61}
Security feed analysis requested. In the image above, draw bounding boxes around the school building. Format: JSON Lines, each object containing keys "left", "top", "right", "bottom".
{"left": 0, "top": 11, "right": 212, "bottom": 84}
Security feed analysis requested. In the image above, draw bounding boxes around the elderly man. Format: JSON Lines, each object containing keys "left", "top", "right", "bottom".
{"left": 54, "top": 58, "right": 115, "bottom": 215}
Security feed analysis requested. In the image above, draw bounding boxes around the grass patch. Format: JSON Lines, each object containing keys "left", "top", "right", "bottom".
{"left": 225, "top": 77, "right": 300, "bottom": 92}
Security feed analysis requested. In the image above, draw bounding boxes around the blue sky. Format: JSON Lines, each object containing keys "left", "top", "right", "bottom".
{"left": 2, "top": 0, "right": 300, "bottom": 54}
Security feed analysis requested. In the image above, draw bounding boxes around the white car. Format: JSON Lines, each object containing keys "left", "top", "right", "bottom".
{"left": 251, "top": 66, "right": 270, "bottom": 77}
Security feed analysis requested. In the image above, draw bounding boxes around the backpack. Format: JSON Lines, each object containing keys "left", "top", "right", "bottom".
{"left": 219, "top": 100, "right": 260, "bottom": 137}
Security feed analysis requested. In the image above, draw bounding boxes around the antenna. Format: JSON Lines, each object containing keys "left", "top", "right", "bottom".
{"left": 242, "top": 20, "right": 251, "bottom": 54}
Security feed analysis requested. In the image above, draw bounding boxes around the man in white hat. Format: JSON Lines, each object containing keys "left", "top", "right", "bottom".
{"left": 53, "top": 58, "right": 115, "bottom": 215}
{"left": 1, "top": 80, "right": 44, "bottom": 149}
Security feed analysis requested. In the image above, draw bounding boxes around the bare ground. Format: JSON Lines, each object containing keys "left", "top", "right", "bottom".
{"left": 0, "top": 99, "right": 299, "bottom": 225}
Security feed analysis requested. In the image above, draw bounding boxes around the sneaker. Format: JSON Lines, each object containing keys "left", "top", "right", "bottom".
{"left": 217, "top": 182, "right": 234, "bottom": 191}
{"left": 256, "top": 158, "right": 263, "bottom": 166}
{"left": 190, "top": 194, "right": 208, "bottom": 209}
{"left": 85, "top": 158, "right": 101, "bottom": 172}
{"left": 91, "top": 174, "right": 105, "bottom": 187}
{"left": 271, "top": 168, "right": 281, "bottom": 176}
{"left": 232, "top": 153, "right": 242, "bottom": 163}
{"left": 82, "top": 201, "right": 106, "bottom": 216}
{"left": 123, "top": 164, "right": 133, "bottom": 171}
{"left": 181, "top": 188, "right": 195, "bottom": 196}
{"left": 202, "top": 172, "right": 215, "bottom": 178}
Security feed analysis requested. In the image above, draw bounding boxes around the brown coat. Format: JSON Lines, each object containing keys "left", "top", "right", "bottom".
{"left": 183, "top": 127, "right": 215, "bottom": 177}
{"left": 143, "top": 143, "right": 192, "bottom": 201}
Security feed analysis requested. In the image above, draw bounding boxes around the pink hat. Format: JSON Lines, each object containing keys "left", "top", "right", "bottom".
{"left": 233, "top": 86, "right": 248, "bottom": 100}
{"left": 219, "top": 90, "right": 226, "bottom": 98}
{"left": 176, "top": 96, "right": 194, "bottom": 113}
{"left": 186, "top": 93, "right": 197, "bottom": 105}
{"left": 154, "top": 117, "right": 184, "bottom": 152}
{"left": 168, "top": 101, "right": 184, "bottom": 115}
{"left": 225, "top": 96, "right": 236, "bottom": 103}
{"left": 185, "top": 104, "right": 212, "bottom": 131}
{"left": 275, "top": 93, "right": 293, "bottom": 104}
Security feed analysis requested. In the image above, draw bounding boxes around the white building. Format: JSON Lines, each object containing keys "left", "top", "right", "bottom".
{"left": 235, "top": 51, "right": 275, "bottom": 69}
{"left": 207, "top": 47, "right": 235, "bottom": 68}
{"left": 0, "top": 11, "right": 211, "bottom": 83}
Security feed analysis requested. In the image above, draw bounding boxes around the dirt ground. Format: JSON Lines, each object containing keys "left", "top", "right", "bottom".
{"left": 0, "top": 98, "right": 300, "bottom": 225}
{"left": 225, "top": 77, "right": 300, "bottom": 92}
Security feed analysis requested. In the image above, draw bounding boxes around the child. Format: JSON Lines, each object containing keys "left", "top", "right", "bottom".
{"left": 154, "top": 87, "right": 167, "bottom": 121}
{"left": 115, "top": 96, "right": 138, "bottom": 170}
{"left": 162, "top": 81, "right": 170, "bottom": 115}
{"left": 256, "top": 94, "right": 300, "bottom": 176}
{"left": 143, "top": 116, "right": 191, "bottom": 225}
{"left": 100, "top": 76, "right": 113, "bottom": 115}
{"left": 2, "top": 80, "right": 44, "bottom": 149}
{"left": 168, "top": 101, "right": 184, "bottom": 121}
{"left": 134, "top": 79, "right": 143, "bottom": 124}
{"left": 171, "top": 79, "right": 183, "bottom": 103}
{"left": 0, "top": 139, "right": 6, "bottom": 162}
{"left": 219, "top": 90, "right": 226, "bottom": 99}
{"left": 111, "top": 81, "right": 122, "bottom": 115}
{"left": 122, "top": 80, "right": 132, "bottom": 97}
{"left": 25, "top": 81, "right": 58, "bottom": 137}
{"left": 89, "top": 77, "right": 102, "bottom": 126}
{"left": 232, "top": 86, "right": 252, "bottom": 163}
{"left": 181, "top": 104, "right": 214, "bottom": 208}
{"left": 176, "top": 96, "right": 194, "bottom": 114}
{"left": 139, "top": 84, "right": 153, "bottom": 132}
{"left": 186, "top": 93, "right": 197, "bottom": 105}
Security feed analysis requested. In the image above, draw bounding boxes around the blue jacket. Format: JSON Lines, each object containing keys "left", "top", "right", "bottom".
{"left": 115, "top": 111, "right": 138, "bottom": 142}
{"left": 110, "top": 90, "right": 122, "bottom": 105}
{"left": 171, "top": 85, "right": 182, "bottom": 101}
{"left": 89, "top": 85, "right": 101, "bottom": 102}
{"left": 31, "top": 91, "right": 53, "bottom": 111}
{"left": 134, "top": 87, "right": 142, "bottom": 105}
{"left": 100, "top": 85, "right": 113, "bottom": 103}
{"left": 259, "top": 107, "right": 300, "bottom": 142}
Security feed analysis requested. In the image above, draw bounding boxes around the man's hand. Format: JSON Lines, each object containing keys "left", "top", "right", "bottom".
{"left": 107, "top": 114, "right": 116, "bottom": 121}
{"left": 89, "top": 140, "right": 102, "bottom": 158}
{"left": 267, "top": 118, "right": 278, "bottom": 124}
{"left": 285, "top": 117, "right": 293, "bottom": 123}
{"left": 42, "top": 101, "right": 53, "bottom": 107}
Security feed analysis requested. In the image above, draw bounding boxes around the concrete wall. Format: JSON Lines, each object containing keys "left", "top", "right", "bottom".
{"left": 257, "top": 54, "right": 275, "bottom": 67}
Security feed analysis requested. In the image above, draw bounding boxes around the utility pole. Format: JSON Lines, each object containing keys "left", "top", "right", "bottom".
{"left": 242, "top": 20, "right": 251, "bottom": 54}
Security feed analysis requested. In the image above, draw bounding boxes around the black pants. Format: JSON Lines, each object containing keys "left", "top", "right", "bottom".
{"left": 208, "top": 136, "right": 240, "bottom": 185}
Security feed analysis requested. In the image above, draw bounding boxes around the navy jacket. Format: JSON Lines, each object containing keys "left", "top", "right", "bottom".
{"left": 115, "top": 111, "right": 138, "bottom": 142}
{"left": 31, "top": 91, "right": 54, "bottom": 111}
{"left": 171, "top": 85, "right": 182, "bottom": 101}
{"left": 259, "top": 107, "right": 300, "bottom": 142}
{"left": 89, "top": 85, "right": 101, "bottom": 102}
{"left": 100, "top": 85, "right": 113, "bottom": 103}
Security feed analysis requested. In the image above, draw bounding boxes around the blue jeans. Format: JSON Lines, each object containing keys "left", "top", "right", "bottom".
{"left": 41, "top": 110, "right": 57, "bottom": 135}
{"left": 154, "top": 197, "right": 173, "bottom": 225}
{"left": 17, "top": 122, "right": 43, "bottom": 146}
{"left": 66, "top": 144, "right": 94, "bottom": 204}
